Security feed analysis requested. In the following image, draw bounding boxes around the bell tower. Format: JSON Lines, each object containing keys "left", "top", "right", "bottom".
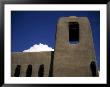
{"left": 53, "top": 16, "right": 98, "bottom": 77}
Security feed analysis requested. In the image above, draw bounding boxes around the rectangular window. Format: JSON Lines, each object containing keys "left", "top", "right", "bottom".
{"left": 69, "top": 22, "right": 79, "bottom": 44}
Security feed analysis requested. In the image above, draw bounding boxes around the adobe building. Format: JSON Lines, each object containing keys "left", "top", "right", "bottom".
{"left": 11, "top": 52, "right": 53, "bottom": 77}
{"left": 11, "top": 16, "right": 99, "bottom": 77}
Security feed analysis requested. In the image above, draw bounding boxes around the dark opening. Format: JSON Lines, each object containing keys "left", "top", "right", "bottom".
{"left": 38, "top": 64, "right": 44, "bottom": 77}
{"left": 90, "top": 61, "right": 97, "bottom": 76}
{"left": 69, "top": 22, "right": 79, "bottom": 44}
{"left": 49, "top": 51, "right": 54, "bottom": 77}
{"left": 26, "top": 64, "right": 32, "bottom": 77}
{"left": 14, "top": 65, "right": 21, "bottom": 77}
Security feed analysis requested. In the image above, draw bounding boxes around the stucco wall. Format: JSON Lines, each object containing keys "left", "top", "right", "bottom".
{"left": 11, "top": 52, "right": 52, "bottom": 77}
{"left": 53, "top": 17, "right": 98, "bottom": 77}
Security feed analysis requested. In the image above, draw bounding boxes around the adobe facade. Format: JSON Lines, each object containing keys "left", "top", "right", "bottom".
{"left": 53, "top": 16, "right": 97, "bottom": 76}
{"left": 11, "top": 52, "right": 53, "bottom": 77}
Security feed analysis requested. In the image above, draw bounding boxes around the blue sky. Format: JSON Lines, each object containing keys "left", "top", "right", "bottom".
{"left": 11, "top": 11, "right": 100, "bottom": 70}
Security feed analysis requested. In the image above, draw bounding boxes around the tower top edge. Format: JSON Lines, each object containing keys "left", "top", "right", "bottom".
{"left": 58, "top": 16, "right": 88, "bottom": 20}
{"left": 69, "top": 16, "right": 77, "bottom": 18}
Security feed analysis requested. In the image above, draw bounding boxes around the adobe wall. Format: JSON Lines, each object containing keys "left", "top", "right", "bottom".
{"left": 53, "top": 16, "right": 98, "bottom": 77}
{"left": 11, "top": 52, "right": 52, "bottom": 77}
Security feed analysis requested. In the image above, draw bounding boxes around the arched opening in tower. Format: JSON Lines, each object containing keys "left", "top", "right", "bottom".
{"left": 69, "top": 22, "right": 79, "bottom": 44}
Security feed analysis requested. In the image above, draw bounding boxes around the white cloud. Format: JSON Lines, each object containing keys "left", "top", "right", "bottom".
{"left": 23, "top": 43, "right": 54, "bottom": 52}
